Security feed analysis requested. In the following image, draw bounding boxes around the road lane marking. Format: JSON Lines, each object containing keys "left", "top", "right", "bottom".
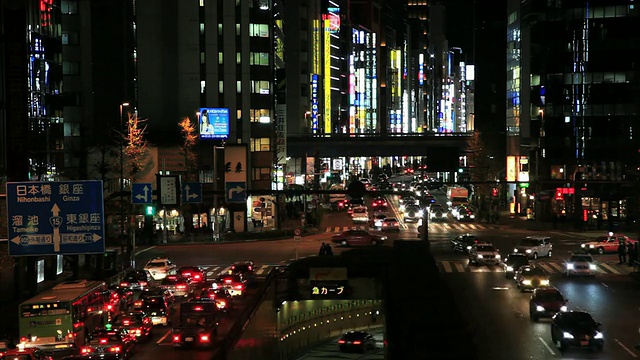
{"left": 538, "top": 336, "right": 556, "bottom": 355}
{"left": 157, "top": 329, "right": 171, "bottom": 344}
{"left": 537, "top": 263, "right": 555, "bottom": 274}
{"left": 135, "top": 246, "right": 155, "bottom": 255}
{"left": 454, "top": 262, "right": 465, "bottom": 272}
{"left": 548, "top": 262, "right": 565, "bottom": 272}
{"left": 256, "top": 265, "right": 270, "bottom": 275}
{"left": 441, "top": 261, "right": 452, "bottom": 273}
{"left": 599, "top": 263, "right": 620, "bottom": 274}
{"left": 615, "top": 339, "right": 638, "bottom": 358}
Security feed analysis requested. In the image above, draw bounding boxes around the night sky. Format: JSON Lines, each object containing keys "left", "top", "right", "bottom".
{"left": 439, "top": 0, "right": 476, "bottom": 59}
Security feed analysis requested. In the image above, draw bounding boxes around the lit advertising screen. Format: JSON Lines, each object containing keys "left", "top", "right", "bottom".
{"left": 199, "top": 108, "right": 229, "bottom": 139}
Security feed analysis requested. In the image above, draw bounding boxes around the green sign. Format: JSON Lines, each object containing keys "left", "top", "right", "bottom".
{"left": 519, "top": 183, "right": 529, "bottom": 188}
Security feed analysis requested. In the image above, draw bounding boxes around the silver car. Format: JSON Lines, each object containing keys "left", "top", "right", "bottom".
{"left": 513, "top": 236, "right": 552, "bottom": 259}
{"left": 565, "top": 254, "right": 597, "bottom": 277}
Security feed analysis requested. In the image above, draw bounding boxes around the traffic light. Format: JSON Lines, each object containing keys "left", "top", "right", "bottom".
{"left": 235, "top": 162, "right": 242, "bottom": 172}
{"left": 145, "top": 206, "right": 155, "bottom": 215}
{"left": 225, "top": 162, "right": 232, "bottom": 172}
{"left": 492, "top": 188, "right": 498, "bottom": 197}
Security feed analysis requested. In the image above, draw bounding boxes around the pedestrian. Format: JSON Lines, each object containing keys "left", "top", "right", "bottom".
{"left": 326, "top": 244, "right": 333, "bottom": 256}
{"left": 630, "top": 242, "right": 638, "bottom": 267}
{"left": 618, "top": 241, "right": 627, "bottom": 264}
{"left": 319, "top": 242, "right": 326, "bottom": 256}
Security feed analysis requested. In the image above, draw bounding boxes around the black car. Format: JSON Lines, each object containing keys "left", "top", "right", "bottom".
{"left": 230, "top": 261, "right": 256, "bottom": 283}
{"left": 451, "top": 234, "right": 479, "bottom": 253}
{"left": 338, "top": 331, "right": 376, "bottom": 353}
{"left": 198, "top": 288, "right": 235, "bottom": 313}
{"left": 112, "top": 311, "right": 154, "bottom": 342}
{"left": 119, "top": 269, "right": 154, "bottom": 291}
{"left": 550, "top": 311, "right": 603, "bottom": 352}
{"left": 529, "top": 287, "right": 568, "bottom": 321}
{"left": 502, "top": 253, "right": 530, "bottom": 279}
{"left": 83, "top": 327, "right": 136, "bottom": 360}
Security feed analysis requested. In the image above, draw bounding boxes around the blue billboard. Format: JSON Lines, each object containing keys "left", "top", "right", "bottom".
{"left": 199, "top": 108, "right": 230, "bottom": 139}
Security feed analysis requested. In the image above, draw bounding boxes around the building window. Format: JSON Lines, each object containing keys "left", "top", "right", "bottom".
{"left": 199, "top": 0, "right": 204, "bottom": 6}
{"left": 219, "top": 81, "right": 224, "bottom": 93}
{"left": 250, "top": 138, "right": 270, "bottom": 152}
{"left": 251, "top": 80, "right": 270, "bottom": 94}
{"left": 249, "top": 52, "right": 269, "bottom": 66}
{"left": 237, "top": 109, "right": 242, "bottom": 120}
{"left": 200, "top": 52, "right": 205, "bottom": 64}
{"left": 64, "top": 123, "right": 81, "bottom": 136}
{"left": 237, "top": 81, "right": 242, "bottom": 93}
{"left": 61, "top": 0, "right": 78, "bottom": 14}
{"left": 218, "top": 52, "right": 223, "bottom": 64}
{"left": 236, "top": 52, "right": 241, "bottom": 64}
{"left": 236, "top": 24, "right": 241, "bottom": 36}
{"left": 252, "top": 167, "right": 271, "bottom": 181}
{"left": 250, "top": 109, "right": 271, "bottom": 123}
{"left": 201, "top": 81, "right": 206, "bottom": 93}
{"left": 62, "top": 61, "right": 79, "bottom": 75}
{"left": 218, "top": 24, "right": 222, "bottom": 35}
{"left": 200, "top": 23, "right": 204, "bottom": 35}
{"left": 249, "top": 23, "right": 269, "bottom": 37}
{"left": 62, "top": 31, "right": 78, "bottom": 45}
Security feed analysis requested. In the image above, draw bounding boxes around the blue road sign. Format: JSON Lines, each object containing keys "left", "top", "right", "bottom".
{"left": 6, "top": 180, "right": 105, "bottom": 256}
{"left": 225, "top": 182, "right": 246, "bottom": 203}
{"left": 182, "top": 182, "right": 203, "bottom": 203}
{"left": 132, "top": 183, "right": 153, "bottom": 204}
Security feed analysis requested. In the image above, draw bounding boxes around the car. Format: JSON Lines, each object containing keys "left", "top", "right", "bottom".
{"left": 455, "top": 207, "right": 476, "bottom": 222}
{"left": 119, "top": 269, "right": 155, "bottom": 291}
{"left": 198, "top": 288, "right": 235, "bottom": 313}
{"left": 331, "top": 229, "right": 386, "bottom": 247}
{"left": 159, "top": 274, "right": 193, "bottom": 298}
{"left": 402, "top": 204, "right": 423, "bottom": 223}
{"left": 429, "top": 204, "right": 448, "bottom": 222}
{"left": 399, "top": 196, "right": 418, "bottom": 208}
{"left": 380, "top": 217, "right": 400, "bottom": 232}
{"left": 212, "top": 273, "right": 246, "bottom": 297}
{"left": 105, "top": 286, "right": 134, "bottom": 317}
{"left": 502, "top": 253, "right": 531, "bottom": 279}
{"left": 135, "top": 287, "right": 175, "bottom": 309}
{"left": 529, "top": 287, "right": 568, "bottom": 321}
{"left": 371, "top": 197, "right": 388, "bottom": 210}
{"left": 351, "top": 206, "right": 369, "bottom": 223}
{"left": 338, "top": 331, "right": 376, "bottom": 353}
{"left": 177, "top": 266, "right": 206, "bottom": 284}
{"left": 370, "top": 213, "right": 387, "bottom": 229}
{"left": 565, "top": 253, "right": 597, "bottom": 277}
{"left": 0, "top": 347, "right": 53, "bottom": 360}
{"left": 451, "top": 205, "right": 467, "bottom": 218}
{"left": 580, "top": 232, "right": 637, "bottom": 254}
{"left": 230, "top": 261, "right": 257, "bottom": 284}
{"left": 82, "top": 326, "right": 136, "bottom": 359}
{"left": 451, "top": 234, "right": 479, "bottom": 253}
{"left": 513, "top": 236, "right": 552, "bottom": 259}
{"left": 468, "top": 243, "right": 501, "bottom": 266}
{"left": 550, "top": 311, "right": 603, "bottom": 352}
{"left": 143, "top": 258, "right": 177, "bottom": 280}
{"left": 515, "top": 265, "right": 550, "bottom": 291}
{"left": 112, "top": 311, "right": 154, "bottom": 342}
{"left": 138, "top": 296, "right": 172, "bottom": 326}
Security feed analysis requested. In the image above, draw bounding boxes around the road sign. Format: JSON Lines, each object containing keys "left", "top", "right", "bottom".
{"left": 6, "top": 180, "right": 105, "bottom": 256}
{"left": 181, "top": 182, "right": 202, "bottom": 203}
{"left": 226, "top": 182, "right": 246, "bottom": 203}
{"left": 131, "top": 183, "right": 152, "bottom": 204}
{"left": 157, "top": 175, "right": 180, "bottom": 206}
{"left": 294, "top": 228, "right": 302, "bottom": 236}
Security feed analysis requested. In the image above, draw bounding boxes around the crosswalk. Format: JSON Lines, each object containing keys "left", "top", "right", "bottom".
{"left": 325, "top": 222, "right": 500, "bottom": 233}
{"left": 436, "top": 260, "right": 630, "bottom": 275}
{"left": 199, "top": 264, "right": 279, "bottom": 279}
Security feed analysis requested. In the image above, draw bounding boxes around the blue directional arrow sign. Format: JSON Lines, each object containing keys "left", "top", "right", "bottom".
{"left": 131, "top": 183, "right": 153, "bottom": 204}
{"left": 182, "top": 182, "right": 203, "bottom": 203}
{"left": 225, "top": 182, "right": 246, "bottom": 203}
{"left": 6, "top": 180, "right": 105, "bottom": 256}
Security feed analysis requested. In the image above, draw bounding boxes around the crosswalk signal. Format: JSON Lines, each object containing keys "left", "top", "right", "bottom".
{"left": 225, "top": 162, "right": 232, "bottom": 172}
{"left": 145, "top": 206, "right": 155, "bottom": 216}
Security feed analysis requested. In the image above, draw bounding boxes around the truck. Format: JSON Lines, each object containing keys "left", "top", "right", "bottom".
{"left": 328, "top": 184, "right": 347, "bottom": 210}
{"left": 172, "top": 299, "right": 219, "bottom": 349}
{"left": 446, "top": 186, "right": 469, "bottom": 208}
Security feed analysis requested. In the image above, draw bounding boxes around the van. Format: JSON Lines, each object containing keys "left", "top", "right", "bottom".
{"left": 513, "top": 236, "right": 552, "bottom": 259}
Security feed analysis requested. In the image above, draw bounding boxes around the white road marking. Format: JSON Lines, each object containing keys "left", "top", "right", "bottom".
{"left": 547, "top": 262, "right": 565, "bottom": 272}
{"left": 537, "top": 263, "right": 555, "bottom": 274}
{"left": 615, "top": 338, "right": 638, "bottom": 358}
{"left": 157, "top": 329, "right": 171, "bottom": 344}
{"left": 441, "top": 261, "right": 452, "bottom": 273}
{"left": 135, "top": 246, "right": 155, "bottom": 255}
{"left": 538, "top": 336, "right": 556, "bottom": 355}
{"left": 599, "top": 263, "right": 621, "bottom": 274}
{"left": 454, "top": 262, "right": 466, "bottom": 272}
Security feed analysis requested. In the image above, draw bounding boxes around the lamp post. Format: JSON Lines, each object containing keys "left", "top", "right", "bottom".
{"left": 119, "top": 102, "right": 130, "bottom": 268}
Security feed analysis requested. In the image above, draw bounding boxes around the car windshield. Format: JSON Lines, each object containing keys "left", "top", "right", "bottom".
{"left": 183, "top": 316, "right": 214, "bottom": 327}
{"left": 375, "top": 214, "right": 386, "bottom": 219}
{"left": 520, "top": 238, "right": 542, "bottom": 246}
{"left": 560, "top": 312, "right": 594, "bottom": 325}
{"left": 476, "top": 245, "right": 495, "bottom": 252}
{"left": 342, "top": 332, "right": 368, "bottom": 340}
{"left": 507, "top": 255, "right": 528, "bottom": 264}
{"left": 146, "top": 261, "right": 166, "bottom": 268}
{"left": 233, "top": 265, "right": 252, "bottom": 272}
{"left": 354, "top": 208, "right": 366, "bottom": 214}
{"left": 521, "top": 267, "right": 545, "bottom": 276}
{"left": 384, "top": 218, "right": 397, "bottom": 222}
{"left": 593, "top": 236, "right": 611, "bottom": 242}
{"left": 536, "top": 291, "right": 564, "bottom": 302}
{"left": 570, "top": 255, "right": 592, "bottom": 262}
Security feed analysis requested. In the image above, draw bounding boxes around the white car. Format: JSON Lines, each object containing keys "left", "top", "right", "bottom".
{"left": 469, "top": 243, "right": 501, "bottom": 266}
{"left": 143, "top": 258, "right": 177, "bottom": 280}
{"left": 565, "top": 253, "right": 597, "bottom": 277}
{"left": 351, "top": 206, "right": 369, "bottom": 223}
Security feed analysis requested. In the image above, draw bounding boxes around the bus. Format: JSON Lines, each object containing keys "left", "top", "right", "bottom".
{"left": 19, "top": 280, "right": 109, "bottom": 350}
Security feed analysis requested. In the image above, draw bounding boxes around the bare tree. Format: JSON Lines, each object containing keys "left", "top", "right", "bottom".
{"left": 178, "top": 117, "right": 199, "bottom": 182}
{"left": 466, "top": 131, "right": 502, "bottom": 219}
{"left": 122, "top": 113, "right": 150, "bottom": 181}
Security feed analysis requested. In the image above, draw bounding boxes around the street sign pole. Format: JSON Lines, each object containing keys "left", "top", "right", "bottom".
{"left": 294, "top": 228, "right": 302, "bottom": 260}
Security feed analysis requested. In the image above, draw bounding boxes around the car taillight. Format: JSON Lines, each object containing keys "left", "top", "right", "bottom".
{"left": 109, "top": 346, "right": 121, "bottom": 353}
{"left": 81, "top": 347, "right": 93, "bottom": 354}
{"left": 194, "top": 275, "right": 201, "bottom": 280}
{"left": 172, "top": 335, "right": 180, "bottom": 342}
{"left": 177, "top": 284, "right": 186, "bottom": 290}
{"left": 134, "top": 301, "right": 143, "bottom": 307}
{"left": 135, "top": 329, "right": 141, "bottom": 335}
{"left": 353, "top": 340, "right": 362, "bottom": 345}
{"left": 200, "top": 335, "right": 209, "bottom": 342}
{"left": 99, "top": 338, "right": 108, "bottom": 344}
{"left": 183, "top": 272, "right": 191, "bottom": 277}
{"left": 107, "top": 304, "right": 113, "bottom": 311}
{"left": 123, "top": 320, "right": 130, "bottom": 326}
{"left": 248, "top": 266, "right": 252, "bottom": 271}
{"left": 209, "top": 294, "right": 216, "bottom": 299}
{"left": 338, "top": 340, "right": 346, "bottom": 344}
{"left": 120, "top": 282, "right": 129, "bottom": 287}
{"left": 139, "top": 281, "right": 147, "bottom": 286}
{"left": 235, "top": 284, "right": 243, "bottom": 290}
{"left": 225, "top": 279, "right": 232, "bottom": 284}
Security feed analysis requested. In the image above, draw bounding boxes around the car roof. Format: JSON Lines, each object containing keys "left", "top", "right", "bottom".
{"left": 147, "top": 258, "right": 170, "bottom": 263}
{"left": 534, "top": 287, "right": 561, "bottom": 295}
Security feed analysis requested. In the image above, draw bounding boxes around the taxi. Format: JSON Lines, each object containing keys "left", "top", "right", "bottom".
{"left": 580, "top": 232, "right": 637, "bottom": 255}
{"left": 143, "top": 257, "right": 177, "bottom": 280}
{"left": 0, "top": 345, "right": 53, "bottom": 360}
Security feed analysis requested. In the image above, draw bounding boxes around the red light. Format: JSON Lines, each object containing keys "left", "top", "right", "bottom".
{"left": 109, "top": 346, "right": 121, "bottom": 353}
{"left": 123, "top": 320, "right": 130, "bottom": 326}
{"left": 134, "top": 301, "right": 143, "bottom": 307}
{"left": 209, "top": 294, "right": 216, "bottom": 299}
{"left": 120, "top": 282, "right": 129, "bottom": 287}
{"left": 225, "top": 279, "right": 232, "bottom": 284}
{"left": 73, "top": 321, "right": 85, "bottom": 329}
{"left": 107, "top": 304, "right": 113, "bottom": 310}
{"left": 200, "top": 335, "right": 209, "bottom": 342}
{"left": 173, "top": 335, "right": 180, "bottom": 342}
{"left": 177, "top": 285, "right": 186, "bottom": 290}
{"left": 99, "top": 338, "right": 108, "bottom": 344}
{"left": 353, "top": 340, "right": 362, "bottom": 345}
{"left": 248, "top": 266, "right": 252, "bottom": 271}
{"left": 338, "top": 340, "right": 346, "bottom": 344}
{"left": 194, "top": 306, "right": 203, "bottom": 311}
{"left": 183, "top": 272, "right": 191, "bottom": 276}
{"left": 231, "top": 265, "right": 236, "bottom": 270}
{"left": 139, "top": 281, "right": 147, "bottom": 286}
{"left": 81, "top": 347, "right": 93, "bottom": 354}
{"left": 194, "top": 275, "right": 201, "bottom": 279}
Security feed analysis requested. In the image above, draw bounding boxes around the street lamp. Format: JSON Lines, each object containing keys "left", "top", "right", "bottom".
{"left": 119, "top": 102, "right": 130, "bottom": 267}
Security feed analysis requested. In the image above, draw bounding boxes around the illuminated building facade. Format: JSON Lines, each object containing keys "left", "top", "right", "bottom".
{"left": 349, "top": 28, "right": 378, "bottom": 133}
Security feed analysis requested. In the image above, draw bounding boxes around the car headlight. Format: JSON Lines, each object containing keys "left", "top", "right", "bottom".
{"left": 560, "top": 306, "right": 568, "bottom": 312}
{"left": 506, "top": 266, "right": 514, "bottom": 272}
{"left": 440, "top": 213, "right": 446, "bottom": 218}
{"left": 566, "top": 264, "right": 574, "bottom": 270}
{"left": 466, "top": 246, "right": 472, "bottom": 250}
{"left": 495, "top": 254, "right": 501, "bottom": 259}
{"left": 540, "top": 279, "right": 550, "bottom": 286}
{"left": 522, "top": 279, "right": 532, "bottom": 285}
{"left": 477, "top": 254, "right": 484, "bottom": 259}
{"left": 589, "top": 244, "right": 595, "bottom": 248}
{"left": 581, "top": 244, "right": 586, "bottom": 248}
{"left": 525, "top": 249, "right": 532, "bottom": 253}
{"left": 470, "top": 215, "right": 475, "bottom": 218}
{"left": 380, "top": 236, "right": 387, "bottom": 241}
{"left": 400, "top": 205, "right": 405, "bottom": 211}
{"left": 563, "top": 332, "right": 574, "bottom": 339}
{"left": 594, "top": 331, "right": 603, "bottom": 339}
{"left": 513, "top": 248, "right": 518, "bottom": 252}
{"left": 536, "top": 305, "right": 545, "bottom": 312}
{"left": 415, "top": 191, "right": 421, "bottom": 196}
{"left": 430, "top": 213, "right": 436, "bottom": 219}
{"left": 589, "top": 264, "right": 597, "bottom": 270}
{"left": 417, "top": 210, "right": 423, "bottom": 217}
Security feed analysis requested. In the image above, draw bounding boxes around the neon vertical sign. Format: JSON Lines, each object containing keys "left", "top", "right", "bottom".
{"left": 311, "top": 74, "right": 319, "bottom": 133}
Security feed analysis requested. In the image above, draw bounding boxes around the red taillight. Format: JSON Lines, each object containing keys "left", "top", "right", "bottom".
{"left": 139, "top": 281, "right": 147, "bottom": 286}
{"left": 209, "top": 294, "right": 216, "bottom": 299}
{"left": 194, "top": 275, "right": 201, "bottom": 279}
{"left": 248, "top": 266, "right": 252, "bottom": 271}
{"left": 172, "top": 335, "right": 180, "bottom": 342}
{"left": 338, "top": 340, "right": 346, "bottom": 344}
{"left": 123, "top": 320, "right": 130, "bottom": 326}
{"left": 200, "top": 335, "right": 209, "bottom": 342}
{"left": 109, "top": 346, "right": 121, "bottom": 353}
{"left": 225, "top": 279, "right": 232, "bottom": 284}
{"left": 235, "top": 284, "right": 243, "bottom": 290}
{"left": 231, "top": 265, "right": 236, "bottom": 270}
{"left": 353, "top": 340, "right": 362, "bottom": 345}
{"left": 68, "top": 333, "right": 74, "bottom": 339}
{"left": 107, "top": 304, "right": 113, "bottom": 310}
{"left": 99, "top": 338, "right": 108, "bottom": 344}
{"left": 183, "top": 272, "right": 191, "bottom": 277}
{"left": 194, "top": 306, "right": 203, "bottom": 311}
{"left": 177, "top": 284, "right": 186, "bottom": 290}
{"left": 134, "top": 301, "right": 143, "bottom": 307}
{"left": 120, "top": 282, "right": 129, "bottom": 287}
{"left": 81, "top": 347, "right": 93, "bottom": 354}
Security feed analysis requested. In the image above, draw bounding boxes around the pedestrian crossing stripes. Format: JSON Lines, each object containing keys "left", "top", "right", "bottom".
{"left": 199, "top": 264, "right": 278, "bottom": 279}
{"left": 436, "top": 260, "right": 630, "bottom": 275}
{"left": 324, "top": 223, "right": 500, "bottom": 233}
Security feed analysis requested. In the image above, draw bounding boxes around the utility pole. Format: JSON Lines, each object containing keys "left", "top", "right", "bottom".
{"left": 119, "top": 102, "right": 129, "bottom": 269}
